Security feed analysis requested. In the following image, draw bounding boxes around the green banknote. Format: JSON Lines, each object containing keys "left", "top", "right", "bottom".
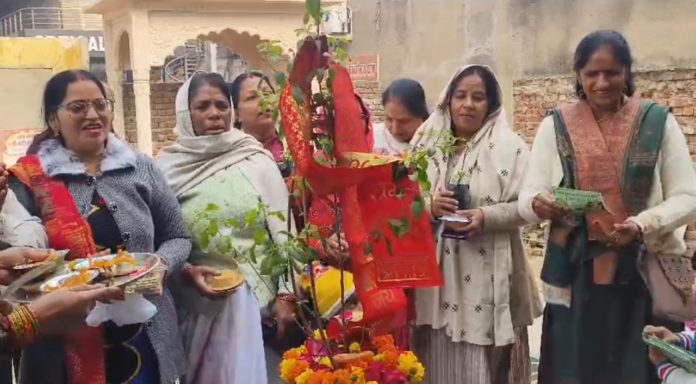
{"left": 644, "top": 336, "right": 696, "bottom": 374}
{"left": 552, "top": 187, "right": 608, "bottom": 214}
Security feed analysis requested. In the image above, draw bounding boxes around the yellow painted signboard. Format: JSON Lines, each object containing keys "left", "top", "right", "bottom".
{"left": 0, "top": 38, "right": 88, "bottom": 165}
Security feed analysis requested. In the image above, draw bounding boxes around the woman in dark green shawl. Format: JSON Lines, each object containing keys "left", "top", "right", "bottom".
{"left": 518, "top": 30, "right": 696, "bottom": 384}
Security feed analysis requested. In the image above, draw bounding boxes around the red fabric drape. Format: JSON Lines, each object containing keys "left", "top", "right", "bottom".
{"left": 279, "top": 39, "right": 441, "bottom": 328}
{"left": 11, "top": 155, "right": 104, "bottom": 384}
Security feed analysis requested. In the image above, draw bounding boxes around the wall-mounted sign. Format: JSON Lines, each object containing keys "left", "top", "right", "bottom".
{"left": 347, "top": 54, "right": 379, "bottom": 82}
{"left": 22, "top": 29, "right": 105, "bottom": 57}
{"left": 0, "top": 129, "right": 42, "bottom": 166}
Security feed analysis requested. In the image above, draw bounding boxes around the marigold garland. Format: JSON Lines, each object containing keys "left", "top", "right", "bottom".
{"left": 279, "top": 335, "right": 425, "bottom": 384}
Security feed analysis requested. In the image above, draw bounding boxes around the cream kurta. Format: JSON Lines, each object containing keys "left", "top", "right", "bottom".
{"left": 413, "top": 65, "right": 542, "bottom": 348}
{"left": 518, "top": 114, "right": 696, "bottom": 256}
{"left": 414, "top": 145, "right": 542, "bottom": 347}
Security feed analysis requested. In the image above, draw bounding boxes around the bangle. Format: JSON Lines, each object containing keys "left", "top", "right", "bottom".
{"left": 7, "top": 305, "right": 39, "bottom": 347}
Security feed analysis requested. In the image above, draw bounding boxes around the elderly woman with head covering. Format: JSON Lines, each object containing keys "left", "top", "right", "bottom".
{"left": 410, "top": 65, "right": 542, "bottom": 383}
{"left": 157, "top": 72, "right": 295, "bottom": 384}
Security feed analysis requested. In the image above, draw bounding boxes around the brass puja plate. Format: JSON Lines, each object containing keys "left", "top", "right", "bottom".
{"left": 208, "top": 269, "right": 244, "bottom": 292}
{"left": 7, "top": 252, "right": 161, "bottom": 303}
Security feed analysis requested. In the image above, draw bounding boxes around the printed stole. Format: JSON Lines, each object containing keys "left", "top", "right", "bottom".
{"left": 10, "top": 155, "right": 105, "bottom": 384}
{"left": 559, "top": 98, "right": 641, "bottom": 284}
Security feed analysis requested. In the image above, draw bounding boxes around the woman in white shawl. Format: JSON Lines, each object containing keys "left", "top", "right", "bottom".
{"left": 410, "top": 65, "right": 542, "bottom": 383}
{"left": 157, "top": 72, "right": 294, "bottom": 384}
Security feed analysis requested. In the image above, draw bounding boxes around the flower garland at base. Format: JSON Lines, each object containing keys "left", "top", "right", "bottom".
{"left": 280, "top": 334, "right": 425, "bottom": 384}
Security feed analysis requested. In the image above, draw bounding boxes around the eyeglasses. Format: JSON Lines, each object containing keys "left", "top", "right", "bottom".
{"left": 59, "top": 99, "right": 114, "bottom": 117}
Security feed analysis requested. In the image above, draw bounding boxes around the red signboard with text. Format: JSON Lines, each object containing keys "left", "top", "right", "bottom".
{"left": 347, "top": 54, "right": 379, "bottom": 82}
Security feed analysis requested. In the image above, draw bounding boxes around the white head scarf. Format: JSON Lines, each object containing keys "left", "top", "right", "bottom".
{"left": 410, "top": 64, "right": 527, "bottom": 206}
{"left": 156, "top": 73, "right": 272, "bottom": 197}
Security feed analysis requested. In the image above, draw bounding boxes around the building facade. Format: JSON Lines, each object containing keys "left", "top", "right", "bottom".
{"left": 0, "top": 0, "right": 104, "bottom": 77}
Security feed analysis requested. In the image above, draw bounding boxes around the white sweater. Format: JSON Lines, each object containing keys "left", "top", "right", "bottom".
{"left": 0, "top": 189, "right": 46, "bottom": 247}
{"left": 518, "top": 113, "right": 696, "bottom": 256}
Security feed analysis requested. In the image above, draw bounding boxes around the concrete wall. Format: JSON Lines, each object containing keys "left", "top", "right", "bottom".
{"left": 347, "top": 0, "right": 696, "bottom": 112}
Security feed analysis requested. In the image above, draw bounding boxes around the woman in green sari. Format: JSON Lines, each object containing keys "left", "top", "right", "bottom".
{"left": 519, "top": 30, "right": 696, "bottom": 384}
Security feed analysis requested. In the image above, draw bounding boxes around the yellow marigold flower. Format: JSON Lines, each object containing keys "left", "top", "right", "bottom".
{"left": 366, "top": 382, "right": 378, "bottom": 384}
{"left": 373, "top": 353, "right": 385, "bottom": 362}
{"left": 397, "top": 351, "right": 425, "bottom": 382}
{"left": 279, "top": 358, "right": 310, "bottom": 383}
{"left": 349, "top": 342, "right": 362, "bottom": 353}
{"left": 295, "top": 368, "right": 314, "bottom": 384}
{"left": 318, "top": 356, "right": 333, "bottom": 369}
{"left": 349, "top": 366, "right": 366, "bottom": 384}
{"left": 313, "top": 329, "right": 327, "bottom": 340}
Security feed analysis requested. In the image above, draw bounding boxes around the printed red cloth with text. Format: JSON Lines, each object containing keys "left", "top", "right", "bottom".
{"left": 280, "top": 37, "right": 441, "bottom": 334}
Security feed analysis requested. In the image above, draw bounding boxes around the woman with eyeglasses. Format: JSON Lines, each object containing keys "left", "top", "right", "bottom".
{"left": 8, "top": 69, "right": 191, "bottom": 384}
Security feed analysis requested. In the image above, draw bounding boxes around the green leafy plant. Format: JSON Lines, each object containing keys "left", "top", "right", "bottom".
{"left": 199, "top": 0, "right": 454, "bottom": 361}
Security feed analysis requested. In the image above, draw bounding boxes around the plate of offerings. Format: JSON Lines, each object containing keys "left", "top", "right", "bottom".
{"left": 7, "top": 251, "right": 161, "bottom": 303}
{"left": 12, "top": 249, "right": 68, "bottom": 271}
{"left": 207, "top": 269, "right": 245, "bottom": 293}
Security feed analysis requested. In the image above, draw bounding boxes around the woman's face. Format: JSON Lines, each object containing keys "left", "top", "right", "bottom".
{"left": 449, "top": 73, "right": 488, "bottom": 138}
{"left": 577, "top": 44, "right": 627, "bottom": 111}
{"left": 384, "top": 97, "right": 424, "bottom": 143}
{"left": 189, "top": 83, "right": 232, "bottom": 136}
{"left": 236, "top": 76, "right": 275, "bottom": 139}
{"left": 51, "top": 80, "right": 112, "bottom": 156}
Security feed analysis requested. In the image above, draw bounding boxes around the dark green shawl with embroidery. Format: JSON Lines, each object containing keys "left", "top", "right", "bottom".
{"left": 541, "top": 100, "right": 669, "bottom": 288}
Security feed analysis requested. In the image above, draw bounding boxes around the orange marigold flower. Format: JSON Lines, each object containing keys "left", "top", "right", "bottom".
{"left": 371, "top": 335, "right": 396, "bottom": 354}
{"left": 283, "top": 345, "right": 308, "bottom": 360}
{"left": 347, "top": 357, "right": 370, "bottom": 370}
{"left": 331, "top": 369, "right": 353, "bottom": 384}
{"left": 381, "top": 350, "right": 399, "bottom": 367}
{"left": 307, "top": 370, "right": 334, "bottom": 384}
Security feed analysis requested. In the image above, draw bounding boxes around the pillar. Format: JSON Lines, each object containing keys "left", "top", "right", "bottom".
{"left": 102, "top": 21, "right": 126, "bottom": 137}
{"left": 132, "top": 69, "right": 152, "bottom": 155}
{"left": 129, "top": 10, "right": 153, "bottom": 155}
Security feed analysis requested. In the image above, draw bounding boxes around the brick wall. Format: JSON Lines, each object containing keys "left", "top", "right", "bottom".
{"left": 513, "top": 68, "right": 696, "bottom": 252}
{"left": 354, "top": 80, "right": 384, "bottom": 123}
{"left": 150, "top": 83, "right": 180, "bottom": 154}
{"left": 121, "top": 82, "right": 181, "bottom": 154}
{"left": 513, "top": 69, "right": 696, "bottom": 154}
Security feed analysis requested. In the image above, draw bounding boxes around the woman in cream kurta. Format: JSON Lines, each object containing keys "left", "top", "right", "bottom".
{"left": 411, "top": 65, "right": 542, "bottom": 384}
{"left": 158, "top": 73, "right": 292, "bottom": 384}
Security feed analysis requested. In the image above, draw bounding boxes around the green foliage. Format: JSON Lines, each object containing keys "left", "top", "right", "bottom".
{"left": 306, "top": 0, "right": 322, "bottom": 26}
{"left": 327, "top": 37, "right": 350, "bottom": 64}
{"left": 388, "top": 218, "right": 411, "bottom": 238}
{"left": 411, "top": 197, "right": 424, "bottom": 218}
